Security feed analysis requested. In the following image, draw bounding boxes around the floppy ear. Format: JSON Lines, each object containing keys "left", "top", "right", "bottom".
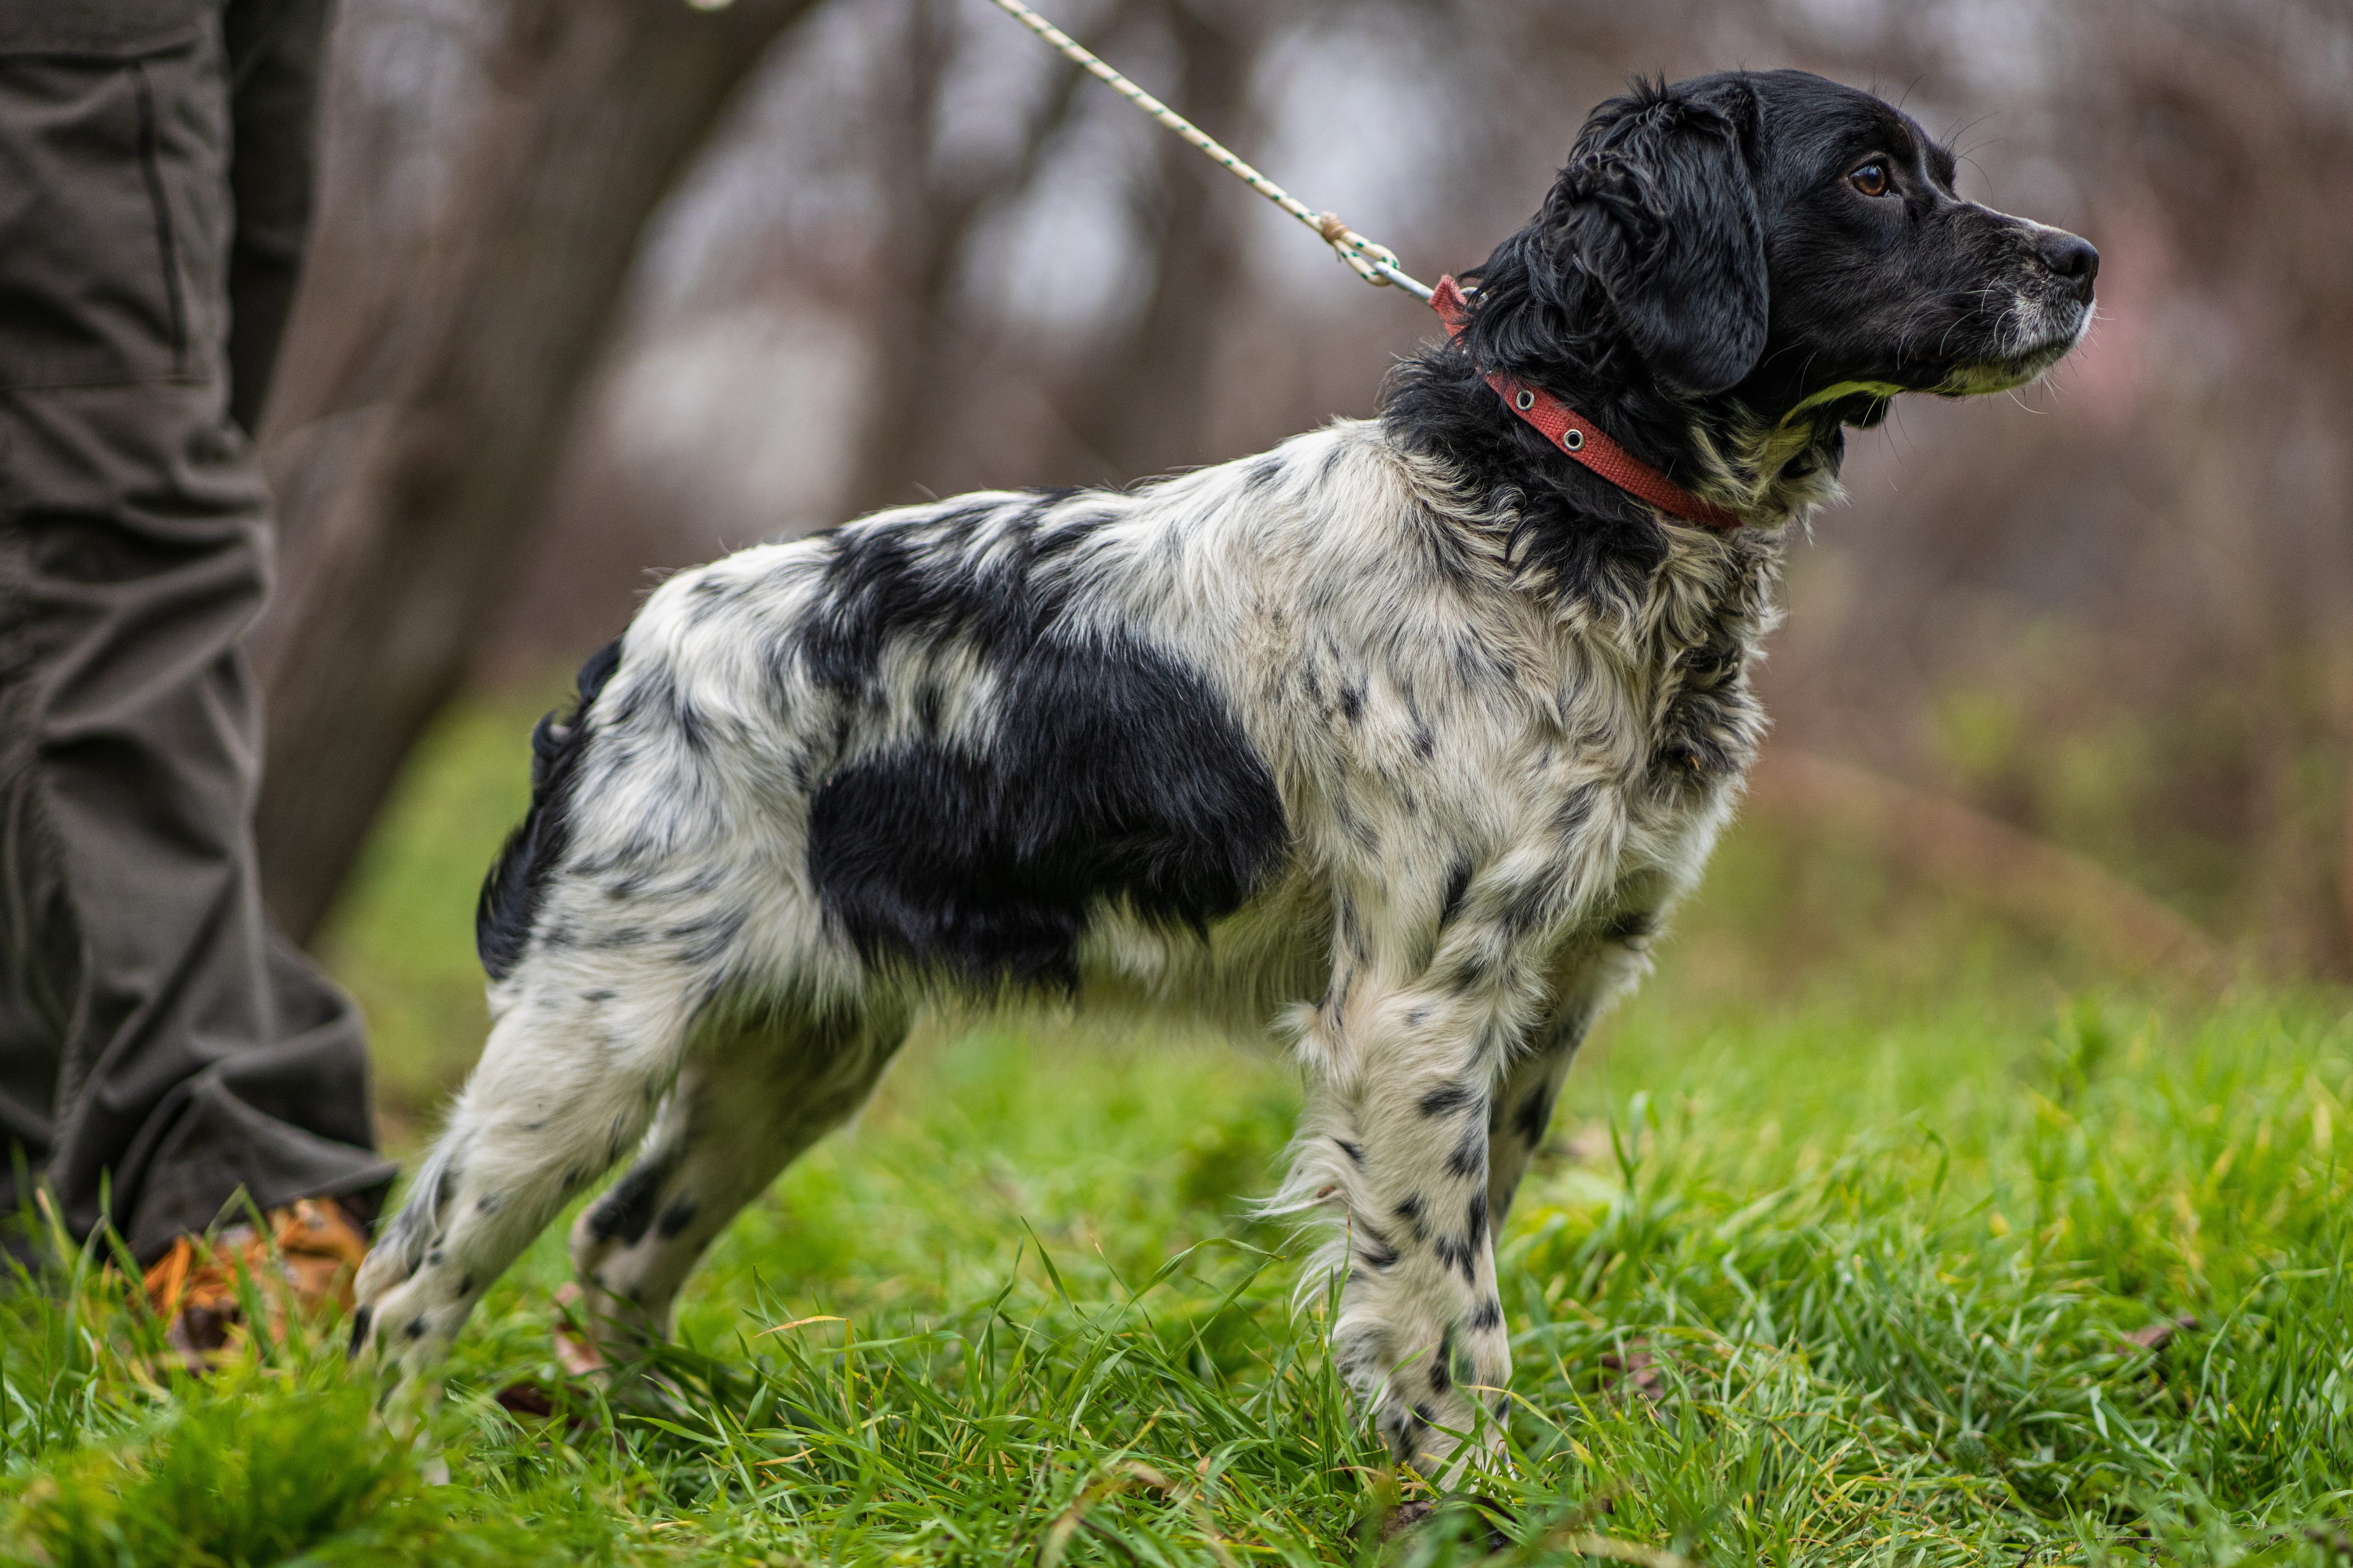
{"left": 1551, "top": 83, "right": 1767, "bottom": 395}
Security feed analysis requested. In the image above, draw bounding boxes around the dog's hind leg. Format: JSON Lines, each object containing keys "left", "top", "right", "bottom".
{"left": 352, "top": 956, "right": 700, "bottom": 1384}
{"left": 566, "top": 999, "right": 910, "bottom": 1360}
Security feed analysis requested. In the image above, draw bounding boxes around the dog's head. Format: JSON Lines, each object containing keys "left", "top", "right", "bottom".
{"left": 1463, "top": 69, "right": 2096, "bottom": 437}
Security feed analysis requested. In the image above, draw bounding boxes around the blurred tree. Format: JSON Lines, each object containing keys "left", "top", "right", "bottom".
{"left": 841, "top": 0, "right": 1144, "bottom": 514}
{"left": 1057, "top": 0, "right": 1261, "bottom": 482}
{"left": 257, "top": 0, "right": 2353, "bottom": 980}
{"left": 251, "top": 0, "right": 827, "bottom": 943}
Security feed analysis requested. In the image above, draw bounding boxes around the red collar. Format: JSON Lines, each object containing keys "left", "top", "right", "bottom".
{"left": 1429, "top": 275, "right": 1744, "bottom": 532}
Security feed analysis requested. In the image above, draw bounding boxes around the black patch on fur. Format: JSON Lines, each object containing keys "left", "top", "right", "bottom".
{"left": 1680, "top": 641, "right": 1741, "bottom": 683}
{"left": 1336, "top": 895, "right": 1370, "bottom": 960}
{"left": 1418, "top": 1080, "right": 1481, "bottom": 1119}
{"left": 1446, "top": 1120, "right": 1488, "bottom": 1180}
{"left": 1429, "top": 1193, "right": 1491, "bottom": 1286}
{"left": 1552, "top": 782, "right": 1602, "bottom": 844}
{"left": 1358, "top": 1241, "right": 1399, "bottom": 1271}
{"left": 795, "top": 494, "right": 1097, "bottom": 695}
{"left": 809, "top": 630, "right": 1286, "bottom": 988}
{"left": 1469, "top": 1296, "right": 1504, "bottom": 1332}
{"left": 585, "top": 1163, "right": 668, "bottom": 1247}
{"left": 664, "top": 909, "right": 748, "bottom": 966}
{"left": 1514, "top": 1086, "right": 1554, "bottom": 1147}
{"left": 1602, "top": 908, "right": 1660, "bottom": 944}
{"left": 1394, "top": 1193, "right": 1429, "bottom": 1242}
{"left": 428, "top": 1159, "right": 459, "bottom": 1220}
{"left": 1652, "top": 689, "right": 1748, "bottom": 786}
{"left": 656, "top": 1195, "right": 698, "bottom": 1240}
{"left": 347, "top": 1305, "right": 373, "bottom": 1357}
{"left": 1335, "top": 1138, "right": 1364, "bottom": 1165}
{"left": 1437, "top": 860, "right": 1473, "bottom": 931}
{"left": 405, "top": 1316, "right": 427, "bottom": 1340}
{"left": 1434, "top": 1229, "right": 1478, "bottom": 1284}
{"left": 477, "top": 639, "right": 622, "bottom": 980}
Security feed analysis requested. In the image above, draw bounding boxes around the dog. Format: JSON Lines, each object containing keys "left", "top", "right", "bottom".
{"left": 353, "top": 68, "right": 2095, "bottom": 1474}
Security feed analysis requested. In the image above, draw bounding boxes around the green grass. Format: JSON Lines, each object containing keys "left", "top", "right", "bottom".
{"left": 4, "top": 684, "right": 2350, "bottom": 1566}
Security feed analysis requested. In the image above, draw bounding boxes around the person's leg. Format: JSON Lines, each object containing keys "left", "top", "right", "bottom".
{"left": 222, "top": 0, "right": 331, "bottom": 433}
{"left": 0, "top": 18, "right": 392, "bottom": 1266}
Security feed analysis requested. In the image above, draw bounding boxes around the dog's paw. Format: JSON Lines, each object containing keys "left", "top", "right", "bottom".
{"left": 347, "top": 1260, "right": 473, "bottom": 1391}
{"left": 1381, "top": 1496, "right": 1513, "bottom": 1553}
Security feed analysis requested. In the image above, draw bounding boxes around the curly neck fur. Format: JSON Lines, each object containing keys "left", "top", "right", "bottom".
{"left": 1379, "top": 318, "right": 1847, "bottom": 614}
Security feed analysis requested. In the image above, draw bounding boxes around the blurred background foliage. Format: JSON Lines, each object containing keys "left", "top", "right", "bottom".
{"left": 252, "top": 0, "right": 2353, "bottom": 1129}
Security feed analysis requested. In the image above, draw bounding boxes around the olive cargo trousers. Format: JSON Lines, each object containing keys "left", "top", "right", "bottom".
{"left": 0, "top": 0, "right": 392, "bottom": 1262}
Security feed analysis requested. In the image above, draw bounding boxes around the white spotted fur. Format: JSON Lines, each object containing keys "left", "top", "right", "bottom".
{"left": 355, "top": 415, "right": 1793, "bottom": 1478}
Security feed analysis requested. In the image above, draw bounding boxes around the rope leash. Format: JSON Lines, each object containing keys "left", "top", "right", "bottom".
{"left": 983, "top": 0, "right": 1434, "bottom": 300}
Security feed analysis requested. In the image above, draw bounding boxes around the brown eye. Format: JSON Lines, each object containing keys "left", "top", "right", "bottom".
{"left": 1849, "top": 161, "right": 1892, "bottom": 198}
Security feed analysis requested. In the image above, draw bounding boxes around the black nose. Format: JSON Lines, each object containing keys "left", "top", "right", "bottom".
{"left": 2037, "top": 231, "right": 2099, "bottom": 302}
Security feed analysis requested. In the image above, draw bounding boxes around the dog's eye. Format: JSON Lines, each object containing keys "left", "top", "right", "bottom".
{"left": 1848, "top": 161, "right": 1892, "bottom": 198}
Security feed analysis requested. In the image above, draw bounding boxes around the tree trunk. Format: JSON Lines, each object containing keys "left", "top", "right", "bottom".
{"left": 837, "top": 0, "right": 1132, "bottom": 516}
{"left": 252, "top": 0, "right": 822, "bottom": 945}
{"left": 1067, "top": 0, "right": 1255, "bottom": 479}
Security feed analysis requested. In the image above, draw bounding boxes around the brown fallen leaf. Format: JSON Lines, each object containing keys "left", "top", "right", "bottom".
{"left": 495, "top": 1381, "right": 557, "bottom": 1419}
{"left": 138, "top": 1197, "right": 373, "bottom": 1375}
{"left": 1599, "top": 1341, "right": 1664, "bottom": 1403}
{"left": 553, "top": 1282, "right": 609, "bottom": 1376}
{"left": 2124, "top": 1314, "right": 2198, "bottom": 1353}
{"left": 2301, "top": 1523, "right": 2352, "bottom": 1557}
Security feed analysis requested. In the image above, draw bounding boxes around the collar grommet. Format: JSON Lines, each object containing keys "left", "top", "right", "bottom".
{"left": 1563, "top": 428, "right": 1585, "bottom": 452}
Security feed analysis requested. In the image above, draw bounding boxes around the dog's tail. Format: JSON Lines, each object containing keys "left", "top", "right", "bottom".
{"left": 475, "top": 638, "right": 624, "bottom": 981}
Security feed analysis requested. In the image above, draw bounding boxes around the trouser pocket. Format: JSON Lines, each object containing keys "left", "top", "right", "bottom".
{"left": 0, "top": 32, "right": 230, "bottom": 392}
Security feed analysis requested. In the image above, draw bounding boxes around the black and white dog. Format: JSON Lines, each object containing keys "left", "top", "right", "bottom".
{"left": 355, "top": 70, "right": 2094, "bottom": 1471}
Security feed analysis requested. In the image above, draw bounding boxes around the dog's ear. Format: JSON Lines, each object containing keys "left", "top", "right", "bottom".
{"left": 1548, "top": 80, "right": 1768, "bottom": 395}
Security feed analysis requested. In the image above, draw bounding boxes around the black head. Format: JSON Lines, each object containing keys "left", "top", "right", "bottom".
{"left": 1439, "top": 70, "right": 2096, "bottom": 481}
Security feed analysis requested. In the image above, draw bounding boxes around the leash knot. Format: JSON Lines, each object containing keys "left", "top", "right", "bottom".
{"left": 1315, "top": 210, "right": 1402, "bottom": 286}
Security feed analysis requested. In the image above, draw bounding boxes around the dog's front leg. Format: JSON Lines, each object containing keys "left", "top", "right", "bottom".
{"left": 1283, "top": 970, "right": 1533, "bottom": 1482}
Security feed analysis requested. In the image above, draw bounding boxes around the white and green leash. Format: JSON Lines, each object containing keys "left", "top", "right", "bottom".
{"left": 984, "top": 0, "right": 1436, "bottom": 301}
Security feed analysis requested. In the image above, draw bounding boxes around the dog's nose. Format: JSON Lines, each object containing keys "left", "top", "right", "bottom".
{"left": 2037, "top": 231, "right": 2099, "bottom": 302}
